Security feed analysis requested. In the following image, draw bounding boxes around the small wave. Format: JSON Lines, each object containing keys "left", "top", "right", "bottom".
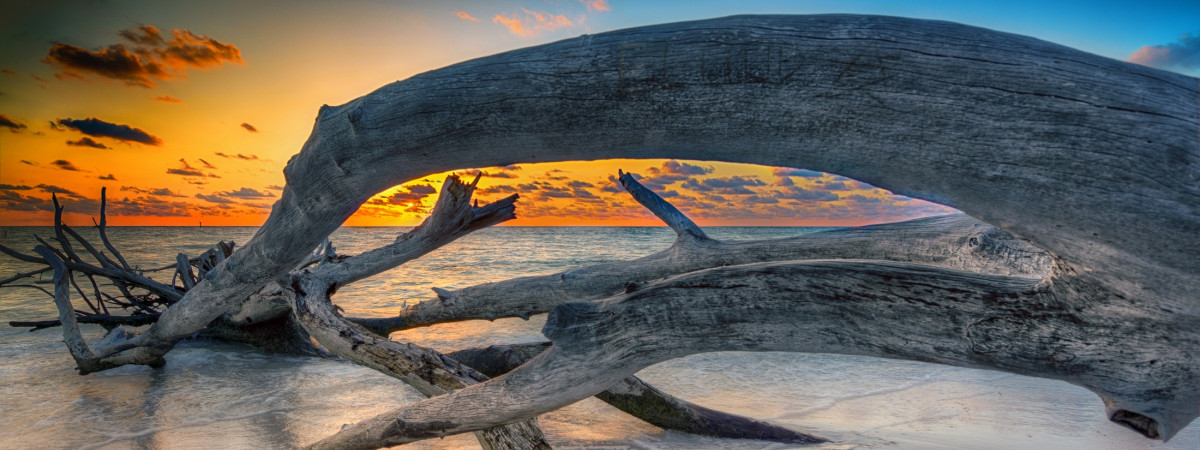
{"left": 771, "top": 369, "right": 946, "bottom": 420}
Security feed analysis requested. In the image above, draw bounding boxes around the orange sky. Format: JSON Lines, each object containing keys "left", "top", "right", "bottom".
{"left": 1, "top": 1, "right": 1192, "bottom": 227}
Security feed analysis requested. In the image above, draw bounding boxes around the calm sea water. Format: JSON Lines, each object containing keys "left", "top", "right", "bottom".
{"left": 0, "top": 226, "right": 1195, "bottom": 449}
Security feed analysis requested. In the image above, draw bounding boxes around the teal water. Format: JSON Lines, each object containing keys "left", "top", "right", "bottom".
{"left": 0, "top": 226, "right": 1195, "bottom": 449}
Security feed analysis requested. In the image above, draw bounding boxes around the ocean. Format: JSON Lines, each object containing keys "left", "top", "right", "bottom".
{"left": 1, "top": 226, "right": 1196, "bottom": 449}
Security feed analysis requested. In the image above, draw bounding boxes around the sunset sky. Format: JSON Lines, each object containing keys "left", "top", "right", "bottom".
{"left": 1, "top": 1, "right": 1196, "bottom": 226}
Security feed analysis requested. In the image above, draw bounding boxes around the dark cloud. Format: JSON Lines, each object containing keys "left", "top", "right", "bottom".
{"left": 36, "top": 184, "right": 81, "bottom": 197}
{"left": 66, "top": 137, "right": 109, "bottom": 149}
{"left": 1, "top": 113, "right": 28, "bottom": 132}
{"left": 218, "top": 187, "right": 273, "bottom": 198}
{"left": 20, "top": 160, "right": 37, "bottom": 166}
{"left": 681, "top": 176, "right": 765, "bottom": 195}
{"left": 118, "top": 25, "right": 165, "bottom": 46}
{"left": 51, "top": 160, "right": 82, "bottom": 171}
{"left": 774, "top": 187, "right": 839, "bottom": 202}
{"left": 772, "top": 167, "right": 824, "bottom": 178}
{"left": 154, "top": 95, "right": 183, "bottom": 103}
{"left": 55, "top": 117, "right": 162, "bottom": 145}
{"left": 266, "top": 184, "right": 284, "bottom": 190}
{"left": 372, "top": 184, "right": 437, "bottom": 205}
{"left": 44, "top": 43, "right": 168, "bottom": 87}
{"left": 659, "top": 160, "right": 712, "bottom": 176}
{"left": 0, "top": 184, "right": 33, "bottom": 190}
{"left": 240, "top": 123, "right": 257, "bottom": 132}
{"left": 120, "top": 186, "right": 183, "bottom": 197}
{"left": 44, "top": 26, "right": 242, "bottom": 88}
{"left": 198, "top": 158, "right": 216, "bottom": 168}
{"left": 457, "top": 168, "right": 518, "bottom": 178}
{"left": 1128, "top": 32, "right": 1200, "bottom": 73}
{"left": 196, "top": 193, "right": 235, "bottom": 204}
{"left": 0, "top": 190, "right": 54, "bottom": 212}
{"left": 98, "top": 174, "right": 117, "bottom": 180}
{"left": 167, "top": 168, "right": 205, "bottom": 176}
{"left": 214, "top": 152, "right": 259, "bottom": 160}
{"left": 166, "top": 159, "right": 216, "bottom": 177}
{"left": 1, "top": 69, "right": 15, "bottom": 75}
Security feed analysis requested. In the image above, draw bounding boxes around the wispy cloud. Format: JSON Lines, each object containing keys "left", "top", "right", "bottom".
{"left": 581, "top": 0, "right": 610, "bottom": 12}
{"left": 98, "top": 173, "right": 117, "bottom": 180}
{"left": 493, "top": 9, "right": 575, "bottom": 36}
{"left": 44, "top": 25, "right": 242, "bottom": 88}
{"left": 50, "top": 160, "right": 82, "bottom": 171}
{"left": 455, "top": 11, "right": 479, "bottom": 22}
{"left": 1, "top": 113, "right": 27, "bottom": 132}
{"left": 240, "top": 122, "right": 257, "bottom": 133}
{"left": 66, "top": 137, "right": 109, "bottom": 149}
{"left": 54, "top": 117, "right": 162, "bottom": 146}
{"left": 1127, "top": 31, "right": 1200, "bottom": 73}
{"left": 154, "top": 95, "right": 183, "bottom": 103}
{"left": 167, "top": 158, "right": 217, "bottom": 177}
{"left": 214, "top": 152, "right": 260, "bottom": 160}
{"left": 217, "top": 187, "right": 274, "bottom": 198}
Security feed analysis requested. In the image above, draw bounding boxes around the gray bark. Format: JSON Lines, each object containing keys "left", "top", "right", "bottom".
{"left": 39, "top": 13, "right": 1195, "bottom": 446}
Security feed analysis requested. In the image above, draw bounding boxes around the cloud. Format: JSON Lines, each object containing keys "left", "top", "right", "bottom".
{"left": 167, "top": 158, "right": 217, "bottom": 177}
{"left": 217, "top": 187, "right": 273, "bottom": 198}
{"left": 51, "top": 160, "right": 82, "bottom": 171}
{"left": 774, "top": 187, "right": 839, "bottom": 202}
{"left": 240, "top": 122, "right": 257, "bottom": 132}
{"left": 44, "top": 25, "right": 242, "bottom": 88}
{"left": 55, "top": 117, "right": 162, "bottom": 145}
{"left": 772, "top": 167, "right": 825, "bottom": 178}
{"left": 1127, "top": 32, "right": 1200, "bottom": 73}
{"left": 581, "top": 0, "right": 610, "bottom": 12}
{"left": 375, "top": 184, "right": 437, "bottom": 205}
{"left": 154, "top": 95, "right": 183, "bottom": 103}
{"left": 456, "top": 11, "right": 479, "bottom": 22}
{"left": 1, "top": 113, "right": 28, "bottom": 132}
{"left": 492, "top": 15, "right": 532, "bottom": 37}
{"left": 214, "top": 152, "right": 259, "bottom": 160}
{"left": 659, "top": 160, "right": 713, "bottom": 175}
{"left": 0, "top": 184, "right": 32, "bottom": 190}
{"left": 494, "top": 9, "right": 574, "bottom": 36}
{"left": 1, "top": 69, "right": 16, "bottom": 75}
{"left": 36, "top": 184, "right": 82, "bottom": 197}
{"left": 456, "top": 168, "right": 518, "bottom": 178}
{"left": 98, "top": 174, "right": 117, "bottom": 180}
{"left": 266, "top": 184, "right": 284, "bottom": 190}
{"left": 120, "top": 186, "right": 184, "bottom": 197}
{"left": 66, "top": 137, "right": 109, "bottom": 149}
{"left": 196, "top": 193, "right": 235, "bottom": 204}
{"left": 44, "top": 43, "right": 167, "bottom": 87}
{"left": 118, "top": 25, "right": 165, "bottom": 46}
{"left": 198, "top": 158, "right": 216, "bottom": 168}
{"left": 0, "top": 190, "right": 54, "bottom": 212}
{"left": 681, "top": 175, "right": 766, "bottom": 195}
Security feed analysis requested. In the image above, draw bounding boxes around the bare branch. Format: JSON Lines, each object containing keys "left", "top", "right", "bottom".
{"left": 618, "top": 169, "right": 710, "bottom": 242}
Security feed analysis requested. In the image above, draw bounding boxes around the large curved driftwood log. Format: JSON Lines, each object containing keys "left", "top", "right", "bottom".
{"left": 72, "top": 13, "right": 1196, "bottom": 445}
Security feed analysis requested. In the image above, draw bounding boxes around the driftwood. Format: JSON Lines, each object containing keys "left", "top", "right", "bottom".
{"left": 2, "top": 13, "right": 1197, "bottom": 449}
{"left": 5, "top": 174, "right": 821, "bottom": 448}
